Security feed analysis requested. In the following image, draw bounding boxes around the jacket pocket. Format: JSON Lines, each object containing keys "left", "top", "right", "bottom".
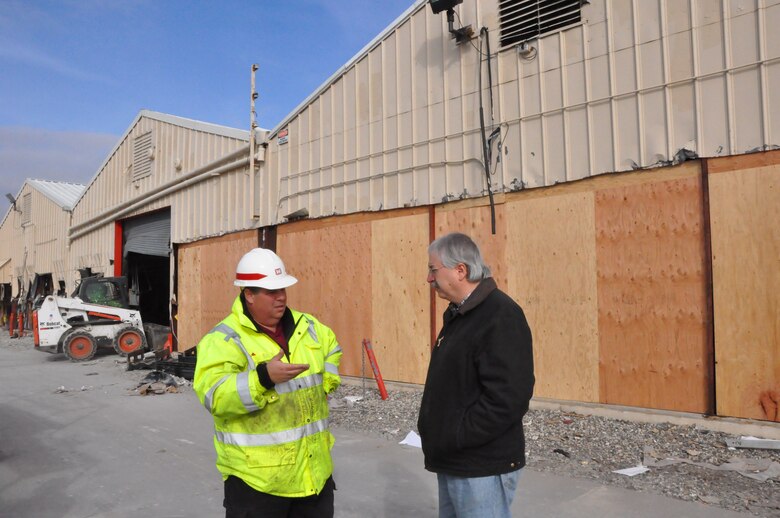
{"left": 246, "top": 443, "right": 296, "bottom": 468}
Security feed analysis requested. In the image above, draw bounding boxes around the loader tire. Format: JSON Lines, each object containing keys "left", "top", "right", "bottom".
{"left": 113, "top": 326, "right": 147, "bottom": 356}
{"left": 63, "top": 330, "right": 98, "bottom": 362}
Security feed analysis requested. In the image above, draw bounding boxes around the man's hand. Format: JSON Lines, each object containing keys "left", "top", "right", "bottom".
{"left": 266, "top": 350, "right": 309, "bottom": 384}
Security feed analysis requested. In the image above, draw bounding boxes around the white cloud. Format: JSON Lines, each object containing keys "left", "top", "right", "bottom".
{"left": 0, "top": 127, "right": 117, "bottom": 213}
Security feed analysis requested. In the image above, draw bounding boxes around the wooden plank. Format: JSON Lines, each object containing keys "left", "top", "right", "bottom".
{"left": 370, "top": 213, "right": 430, "bottom": 384}
{"left": 707, "top": 149, "right": 780, "bottom": 174}
{"left": 506, "top": 191, "right": 600, "bottom": 403}
{"left": 176, "top": 230, "right": 257, "bottom": 351}
{"left": 175, "top": 244, "right": 200, "bottom": 351}
{"left": 710, "top": 164, "right": 780, "bottom": 421}
{"left": 278, "top": 222, "right": 372, "bottom": 379}
{"left": 595, "top": 172, "right": 710, "bottom": 413}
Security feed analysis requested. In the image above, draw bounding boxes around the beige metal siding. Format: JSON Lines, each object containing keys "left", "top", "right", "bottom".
{"left": 261, "top": 0, "right": 780, "bottom": 224}
{"left": 68, "top": 114, "right": 254, "bottom": 291}
{"left": 0, "top": 184, "right": 73, "bottom": 295}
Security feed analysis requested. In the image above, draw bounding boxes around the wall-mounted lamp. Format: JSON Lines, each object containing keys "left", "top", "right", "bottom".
{"left": 429, "top": 0, "right": 473, "bottom": 44}
{"left": 284, "top": 208, "right": 309, "bottom": 222}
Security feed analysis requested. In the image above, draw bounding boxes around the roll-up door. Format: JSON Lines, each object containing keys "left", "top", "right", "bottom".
{"left": 123, "top": 210, "right": 171, "bottom": 257}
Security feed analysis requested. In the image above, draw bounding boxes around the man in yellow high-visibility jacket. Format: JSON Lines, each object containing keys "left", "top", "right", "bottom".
{"left": 194, "top": 248, "right": 342, "bottom": 518}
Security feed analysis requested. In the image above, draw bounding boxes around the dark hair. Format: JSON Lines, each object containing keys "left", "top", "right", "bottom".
{"left": 428, "top": 232, "right": 491, "bottom": 281}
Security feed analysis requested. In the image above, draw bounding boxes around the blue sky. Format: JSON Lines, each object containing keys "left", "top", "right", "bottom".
{"left": 0, "top": 0, "right": 417, "bottom": 215}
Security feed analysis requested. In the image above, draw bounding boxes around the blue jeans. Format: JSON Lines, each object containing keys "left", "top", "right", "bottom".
{"left": 437, "top": 469, "right": 522, "bottom": 518}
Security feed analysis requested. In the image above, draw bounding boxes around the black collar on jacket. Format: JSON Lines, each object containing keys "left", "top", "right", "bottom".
{"left": 446, "top": 277, "right": 497, "bottom": 320}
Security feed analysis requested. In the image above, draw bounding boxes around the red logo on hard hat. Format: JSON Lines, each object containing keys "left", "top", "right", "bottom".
{"left": 236, "top": 273, "right": 267, "bottom": 280}
{"left": 275, "top": 268, "right": 282, "bottom": 275}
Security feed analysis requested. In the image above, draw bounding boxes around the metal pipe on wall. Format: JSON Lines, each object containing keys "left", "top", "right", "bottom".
{"left": 69, "top": 155, "right": 250, "bottom": 242}
{"left": 69, "top": 144, "right": 251, "bottom": 234}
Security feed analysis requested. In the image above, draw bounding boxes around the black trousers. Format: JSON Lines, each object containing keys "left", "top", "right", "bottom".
{"left": 224, "top": 475, "right": 335, "bottom": 518}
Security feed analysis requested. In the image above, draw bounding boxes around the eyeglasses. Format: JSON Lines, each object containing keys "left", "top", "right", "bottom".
{"left": 428, "top": 266, "right": 442, "bottom": 275}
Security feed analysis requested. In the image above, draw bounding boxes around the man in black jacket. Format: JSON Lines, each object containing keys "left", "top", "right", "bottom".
{"left": 418, "top": 232, "right": 535, "bottom": 518}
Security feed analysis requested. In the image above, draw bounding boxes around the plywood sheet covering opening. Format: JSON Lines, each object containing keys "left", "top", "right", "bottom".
{"left": 277, "top": 222, "right": 371, "bottom": 379}
{"left": 506, "top": 192, "right": 600, "bottom": 403}
{"left": 370, "top": 214, "right": 430, "bottom": 384}
{"left": 710, "top": 164, "right": 780, "bottom": 422}
{"left": 595, "top": 173, "right": 709, "bottom": 413}
{"left": 176, "top": 230, "right": 258, "bottom": 351}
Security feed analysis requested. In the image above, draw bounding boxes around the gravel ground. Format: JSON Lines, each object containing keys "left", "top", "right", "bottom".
{"left": 328, "top": 382, "right": 780, "bottom": 518}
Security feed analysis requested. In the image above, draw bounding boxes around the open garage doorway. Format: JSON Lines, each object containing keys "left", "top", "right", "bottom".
{"left": 120, "top": 209, "right": 171, "bottom": 326}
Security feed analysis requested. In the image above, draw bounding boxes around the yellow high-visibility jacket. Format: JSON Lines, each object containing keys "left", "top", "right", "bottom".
{"left": 193, "top": 296, "right": 342, "bottom": 497}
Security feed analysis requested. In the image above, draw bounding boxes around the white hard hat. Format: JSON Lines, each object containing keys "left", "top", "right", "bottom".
{"left": 234, "top": 248, "right": 298, "bottom": 290}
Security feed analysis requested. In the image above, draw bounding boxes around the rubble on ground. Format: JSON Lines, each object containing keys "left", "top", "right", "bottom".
{"left": 328, "top": 383, "right": 780, "bottom": 517}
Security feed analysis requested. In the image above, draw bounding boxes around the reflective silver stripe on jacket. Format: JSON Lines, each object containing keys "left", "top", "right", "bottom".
{"left": 326, "top": 344, "right": 342, "bottom": 358}
{"left": 216, "top": 418, "right": 329, "bottom": 447}
{"left": 274, "top": 373, "right": 323, "bottom": 394}
{"left": 307, "top": 319, "right": 318, "bottom": 343}
{"left": 210, "top": 323, "right": 257, "bottom": 370}
{"left": 204, "top": 374, "right": 231, "bottom": 413}
{"left": 324, "top": 362, "right": 339, "bottom": 375}
{"left": 236, "top": 371, "right": 260, "bottom": 412}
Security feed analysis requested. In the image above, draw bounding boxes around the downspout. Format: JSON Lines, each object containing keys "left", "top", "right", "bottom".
{"left": 69, "top": 155, "right": 250, "bottom": 242}
{"left": 69, "top": 144, "right": 250, "bottom": 234}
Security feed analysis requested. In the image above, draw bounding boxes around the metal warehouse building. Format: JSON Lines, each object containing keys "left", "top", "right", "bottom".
{"left": 1, "top": 0, "right": 777, "bottom": 424}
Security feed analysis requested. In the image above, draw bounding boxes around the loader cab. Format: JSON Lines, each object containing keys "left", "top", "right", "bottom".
{"left": 77, "top": 277, "right": 130, "bottom": 309}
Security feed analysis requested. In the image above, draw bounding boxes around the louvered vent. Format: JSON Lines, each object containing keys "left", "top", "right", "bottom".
{"left": 21, "top": 193, "right": 31, "bottom": 225}
{"left": 132, "top": 131, "right": 154, "bottom": 181}
{"left": 499, "top": 0, "right": 583, "bottom": 48}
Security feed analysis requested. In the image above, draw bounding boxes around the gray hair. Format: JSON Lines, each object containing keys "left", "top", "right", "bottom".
{"left": 428, "top": 232, "right": 491, "bottom": 281}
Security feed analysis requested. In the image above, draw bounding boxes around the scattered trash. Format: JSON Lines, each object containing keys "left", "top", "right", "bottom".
{"left": 643, "top": 450, "right": 780, "bottom": 482}
{"left": 133, "top": 370, "right": 186, "bottom": 396}
{"left": 399, "top": 430, "right": 422, "bottom": 448}
{"left": 553, "top": 448, "right": 571, "bottom": 458}
{"left": 562, "top": 418, "right": 574, "bottom": 425}
{"left": 85, "top": 372, "right": 99, "bottom": 376}
{"left": 54, "top": 385, "right": 92, "bottom": 393}
{"left": 344, "top": 395, "right": 363, "bottom": 404}
{"left": 613, "top": 465, "right": 650, "bottom": 477}
{"left": 724, "top": 436, "right": 780, "bottom": 451}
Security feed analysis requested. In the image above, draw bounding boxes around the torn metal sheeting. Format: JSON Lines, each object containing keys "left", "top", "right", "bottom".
{"left": 724, "top": 436, "right": 780, "bottom": 450}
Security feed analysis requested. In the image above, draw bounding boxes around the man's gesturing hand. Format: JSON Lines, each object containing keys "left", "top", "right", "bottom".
{"left": 266, "top": 350, "right": 309, "bottom": 384}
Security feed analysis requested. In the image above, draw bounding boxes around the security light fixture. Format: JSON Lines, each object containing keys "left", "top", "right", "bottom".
{"left": 429, "top": 0, "right": 463, "bottom": 14}
{"left": 428, "top": 0, "right": 473, "bottom": 44}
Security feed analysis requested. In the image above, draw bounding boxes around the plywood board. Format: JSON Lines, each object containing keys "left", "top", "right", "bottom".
{"left": 506, "top": 192, "right": 600, "bottom": 403}
{"left": 175, "top": 244, "right": 201, "bottom": 351}
{"left": 278, "top": 222, "right": 372, "bottom": 379}
{"left": 433, "top": 202, "right": 508, "bottom": 331}
{"left": 710, "top": 164, "right": 780, "bottom": 421}
{"left": 370, "top": 213, "right": 430, "bottom": 384}
{"left": 176, "top": 230, "right": 258, "bottom": 351}
{"left": 595, "top": 173, "right": 710, "bottom": 413}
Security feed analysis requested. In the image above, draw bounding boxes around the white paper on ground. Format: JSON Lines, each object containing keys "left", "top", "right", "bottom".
{"left": 399, "top": 430, "right": 422, "bottom": 448}
{"left": 612, "top": 465, "right": 650, "bottom": 477}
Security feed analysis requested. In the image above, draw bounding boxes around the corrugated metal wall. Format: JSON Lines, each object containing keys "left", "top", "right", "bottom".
{"left": 0, "top": 184, "right": 73, "bottom": 296}
{"left": 67, "top": 115, "right": 254, "bottom": 291}
{"left": 261, "top": 0, "right": 780, "bottom": 225}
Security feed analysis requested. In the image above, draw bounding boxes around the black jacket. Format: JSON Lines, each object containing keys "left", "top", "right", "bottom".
{"left": 417, "top": 277, "right": 534, "bottom": 477}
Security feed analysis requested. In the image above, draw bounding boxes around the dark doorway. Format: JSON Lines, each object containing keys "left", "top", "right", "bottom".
{"left": 125, "top": 252, "right": 169, "bottom": 325}
{"left": 121, "top": 209, "right": 171, "bottom": 327}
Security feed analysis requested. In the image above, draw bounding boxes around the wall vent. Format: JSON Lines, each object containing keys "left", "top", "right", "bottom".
{"left": 499, "top": 0, "right": 583, "bottom": 48}
{"left": 21, "top": 193, "right": 31, "bottom": 225}
{"left": 132, "top": 131, "right": 154, "bottom": 181}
